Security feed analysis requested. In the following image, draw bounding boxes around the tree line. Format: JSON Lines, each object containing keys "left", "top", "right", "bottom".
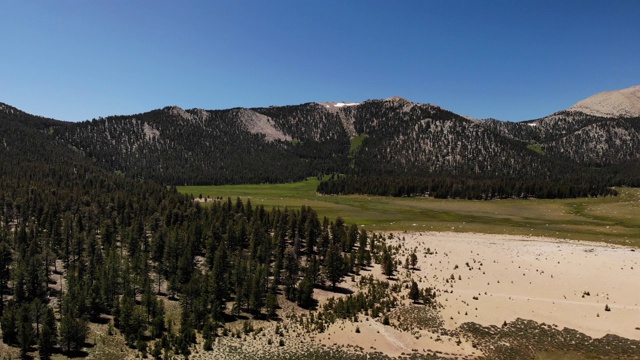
{"left": 317, "top": 175, "right": 618, "bottom": 199}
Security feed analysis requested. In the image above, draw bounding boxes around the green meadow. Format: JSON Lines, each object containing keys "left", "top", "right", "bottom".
{"left": 179, "top": 178, "right": 640, "bottom": 246}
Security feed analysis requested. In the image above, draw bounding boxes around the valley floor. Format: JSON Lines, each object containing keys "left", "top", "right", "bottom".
{"left": 184, "top": 231, "right": 640, "bottom": 359}
{"left": 7, "top": 231, "right": 634, "bottom": 359}
{"left": 390, "top": 232, "right": 640, "bottom": 341}
{"left": 308, "top": 231, "right": 640, "bottom": 359}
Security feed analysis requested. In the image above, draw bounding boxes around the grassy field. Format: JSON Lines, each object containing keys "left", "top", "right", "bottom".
{"left": 179, "top": 178, "right": 640, "bottom": 246}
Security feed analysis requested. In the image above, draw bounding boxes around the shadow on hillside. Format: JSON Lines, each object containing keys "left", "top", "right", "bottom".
{"left": 318, "top": 284, "right": 354, "bottom": 295}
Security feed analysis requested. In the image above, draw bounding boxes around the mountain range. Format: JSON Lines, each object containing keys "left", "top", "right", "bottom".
{"left": 2, "top": 86, "right": 639, "bottom": 359}
{"left": 1, "top": 86, "right": 639, "bottom": 196}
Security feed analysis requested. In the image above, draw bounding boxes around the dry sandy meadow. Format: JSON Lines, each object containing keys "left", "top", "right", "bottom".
{"left": 9, "top": 231, "right": 633, "bottom": 359}
{"left": 177, "top": 232, "right": 640, "bottom": 360}
{"left": 392, "top": 232, "right": 640, "bottom": 340}
{"left": 306, "top": 232, "right": 639, "bottom": 359}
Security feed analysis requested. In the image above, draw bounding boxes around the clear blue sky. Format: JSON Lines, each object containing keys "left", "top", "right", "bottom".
{"left": 1, "top": 1, "right": 639, "bottom": 122}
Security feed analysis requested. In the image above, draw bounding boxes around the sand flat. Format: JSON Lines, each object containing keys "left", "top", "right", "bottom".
{"left": 390, "top": 232, "right": 640, "bottom": 340}
{"left": 315, "top": 317, "right": 479, "bottom": 358}
{"left": 182, "top": 231, "right": 639, "bottom": 359}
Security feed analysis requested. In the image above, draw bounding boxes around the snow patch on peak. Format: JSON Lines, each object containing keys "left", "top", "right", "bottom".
{"left": 568, "top": 85, "right": 640, "bottom": 118}
{"left": 334, "top": 102, "right": 360, "bottom": 107}
{"left": 319, "top": 102, "right": 361, "bottom": 109}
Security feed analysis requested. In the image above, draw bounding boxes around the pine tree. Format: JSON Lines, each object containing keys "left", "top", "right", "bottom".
{"left": 408, "top": 281, "right": 420, "bottom": 303}
{"left": 176, "top": 244, "right": 194, "bottom": 287}
{"left": 409, "top": 252, "right": 418, "bottom": 269}
{"left": 317, "top": 228, "right": 330, "bottom": 262}
{"left": 248, "top": 264, "right": 267, "bottom": 314}
{"left": 369, "top": 234, "right": 377, "bottom": 257}
{"left": 178, "top": 310, "right": 196, "bottom": 352}
{"left": 31, "top": 298, "right": 47, "bottom": 337}
{"left": 232, "top": 254, "right": 249, "bottom": 314}
{"left": 346, "top": 224, "right": 358, "bottom": 252}
{"left": 38, "top": 307, "right": 57, "bottom": 360}
{"left": 11, "top": 260, "right": 27, "bottom": 304}
{"left": 0, "top": 239, "right": 12, "bottom": 317}
{"left": 381, "top": 246, "right": 394, "bottom": 278}
{"left": 356, "top": 229, "right": 369, "bottom": 269}
{"left": 161, "top": 232, "right": 179, "bottom": 297}
{"left": 102, "top": 246, "right": 120, "bottom": 310}
{"left": 265, "top": 288, "right": 278, "bottom": 320}
{"left": 87, "top": 280, "right": 103, "bottom": 321}
{"left": 210, "top": 241, "right": 228, "bottom": 320}
{"left": 306, "top": 254, "right": 321, "bottom": 285}
{"left": 17, "top": 303, "right": 34, "bottom": 358}
{"left": 151, "top": 339, "right": 163, "bottom": 358}
{"left": 0, "top": 300, "right": 17, "bottom": 344}
{"left": 117, "top": 293, "right": 135, "bottom": 340}
{"left": 59, "top": 306, "right": 88, "bottom": 353}
{"left": 142, "top": 274, "right": 155, "bottom": 322}
{"left": 283, "top": 248, "right": 299, "bottom": 301}
{"left": 151, "top": 299, "right": 165, "bottom": 339}
{"left": 303, "top": 212, "right": 320, "bottom": 257}
{"left": 296, "top": 273, "right": 314, "bottom": 309}
{"left": 324, "top": 240, "right": 344, "bottom": 288}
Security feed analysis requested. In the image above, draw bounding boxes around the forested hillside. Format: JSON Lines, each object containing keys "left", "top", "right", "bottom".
{"left": 4, "top": 92, "right": 640, "bottom": 200}
{"left": 37, "top": 95, "right": 639, "bottom": 199}
{"left": 35, "top": 98, "right": 640, "bottom": 198}
{"left": 481, "top": 111, "right": 640, "bottom": 165}
{"left": 53, "top": 106, "right": 318, "bottom": 185}
{"left": 1, "top": 105, "right": 392, "bottom": 358}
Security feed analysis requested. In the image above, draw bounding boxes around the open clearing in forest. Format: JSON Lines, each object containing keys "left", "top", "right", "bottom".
{"left": 179, "top": 179, "right": 640, "bottom": 246}
{"left": 389, "top": 232, "right": 640, "bottom": 341}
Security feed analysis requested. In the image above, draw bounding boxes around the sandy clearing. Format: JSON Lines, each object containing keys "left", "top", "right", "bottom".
{"left": 154, "top": 231, "right": 639, "bottom": 359}
{"left": 314, "top": 317, "right": 479, "bottom": 359}
{"left": 388, "top": 232, "right": 640, "bottom": 340}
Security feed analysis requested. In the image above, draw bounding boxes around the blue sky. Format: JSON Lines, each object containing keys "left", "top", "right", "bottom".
{"left": 1, "top": 1, "right": 639, "bottom": 122}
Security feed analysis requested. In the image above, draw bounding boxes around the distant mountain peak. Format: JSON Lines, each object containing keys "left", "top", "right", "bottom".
{"left": 162, "top": 105, "right": 191, "bottom": 119}
{"left": 568, "top": 85, "right": 640, "bottom": 118}
{"left": 375, "top": 96, "right": 419, "bottom": 112}
{"left": 162, "top": 105, "right": 210, "bottom": 122}
{"left": 384, "top": 96, "right": 411, "bottom": 103}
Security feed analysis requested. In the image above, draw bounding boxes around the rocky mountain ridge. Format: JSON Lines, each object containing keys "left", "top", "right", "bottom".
{"left": 1, "top": 86, "right": 639, "bottom": 188}
{"left": 568, "top": 85, "right": 640, "bottom": 118}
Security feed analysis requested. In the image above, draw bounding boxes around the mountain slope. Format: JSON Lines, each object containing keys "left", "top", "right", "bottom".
{"left": 3, "top": 86, "right": 640, "bottom": 195}
{"left": 0, "top": 102, "right": 79, "bottom": 176}
{"left": 51, "top": 98, "right": 559, "bottom": 184}
{"left": 52, "top": 106, "right": 347, "bottom": 185}
{"left": 493, "top": 112, "right": 640, "bottom": 165}
{"left": 568, "top": 85, "right": 640, "bottom": 118}
{"left": 345, "top": 98, "right": 551, "bottom": 178}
